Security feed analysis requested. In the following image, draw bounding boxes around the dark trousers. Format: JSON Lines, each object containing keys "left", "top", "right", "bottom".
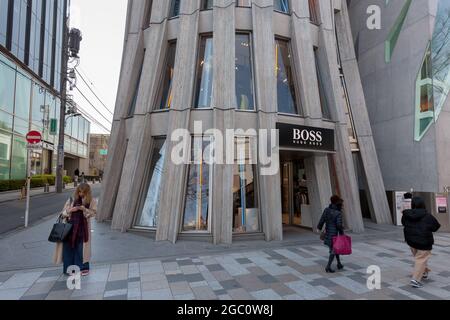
{"left": 62, "top": 240, "right": 89, "bottom": 274}
{"left": 327, "top": 244, "right": 342, "bottom": 268}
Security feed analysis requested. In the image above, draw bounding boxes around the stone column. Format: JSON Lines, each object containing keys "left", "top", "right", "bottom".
{"left": 252, "top": 0, "right": 283, "bottom": 241}
{"left": 335, "top": 2, "right": 393, "bottom": 225}
{"left": 211, "top": 0, "right": 236, "bottom": 244}
{"left": 156, "top": 0, "right": 202, "bottom": 243}
{"left": 316, "top": 0, "right": 365, "bottom": 232}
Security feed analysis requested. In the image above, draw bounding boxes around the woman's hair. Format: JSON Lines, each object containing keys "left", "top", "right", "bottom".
{"left": 411, "top": 197, "right": 426, "bottom": 210}
{"left": 74, "top": 183, "right": 93, "bottom": 205}
{"left": 330, "top": 195, "right": 344, "bottom": 205}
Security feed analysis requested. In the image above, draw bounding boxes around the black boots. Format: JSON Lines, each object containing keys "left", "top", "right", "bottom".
{"left": 336, "top": 255, "right": 344, "bottom": 270}
{"left": 326, "top": 254, "right": 336, "bottom": 273}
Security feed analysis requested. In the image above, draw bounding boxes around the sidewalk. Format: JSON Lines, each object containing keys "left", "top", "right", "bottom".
{"left": 0, "top": 182, "right": 99, "bottom": 203}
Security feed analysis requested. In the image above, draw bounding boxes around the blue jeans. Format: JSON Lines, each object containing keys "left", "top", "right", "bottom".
{"left": 62, "top": 240, "right": 89, "bottom": 274}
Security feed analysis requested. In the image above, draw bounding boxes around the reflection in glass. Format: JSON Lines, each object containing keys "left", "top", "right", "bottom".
{"left": 137, "top": 138, "right": 167, "bottom": 228}
{"left": 0, "top": 61, "right": 15, "bottom": 114}
{"left": 0, "top": 131, "right": 12, "bottom": 180}
{"left": 157, "top": 42, "right": 177, "bottom": 110}
{"left": 233, "top": 138, "right": 259, "bottom": 233}
{"left": 235, "top": 34, "right": 255, "bottom": 111}
{"left": 182, "top": 137, "right": 210, "bottom": 232}
{"left": 11, "top": 135, "right": 27, "bottom": 179}
{"left": 415, "top": 46, "right": 434, "bottom": 141}
{"left": 195, "top": 36, "right": 214, "bottom": 109}
{"left": 275, "top": 39, "right": 298, "bottom": 114}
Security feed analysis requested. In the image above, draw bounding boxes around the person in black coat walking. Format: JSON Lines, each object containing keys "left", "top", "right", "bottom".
{"left": 402, "top": 197, "right": 441, "bottom": 288}
{"left": 317, "top": 195, "right": 345, "bottom": 273}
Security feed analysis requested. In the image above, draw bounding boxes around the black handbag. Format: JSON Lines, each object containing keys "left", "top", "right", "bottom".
{"left": 48, "top": 214, "right": 73, "bottom": 243}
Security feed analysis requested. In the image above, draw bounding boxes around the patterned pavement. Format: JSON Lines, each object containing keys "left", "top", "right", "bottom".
{"left": 1, "top": 233, "right": 450, "bottom": 300}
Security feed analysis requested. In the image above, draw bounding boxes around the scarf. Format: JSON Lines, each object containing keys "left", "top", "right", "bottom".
{"left": 69, "top": 198, "right": 90, "bottom": 248}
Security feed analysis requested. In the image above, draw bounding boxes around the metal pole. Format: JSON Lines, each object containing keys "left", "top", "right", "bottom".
{"left": 56, "top": 0, "right": 69, "bottom": 193}
{"left": 25, "top": 149, "right": 31, "bottom": 228}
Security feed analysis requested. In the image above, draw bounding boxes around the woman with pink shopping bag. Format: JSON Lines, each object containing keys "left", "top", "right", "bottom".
{"left": 317, "top": 195, "right": 346, "bottom": 273}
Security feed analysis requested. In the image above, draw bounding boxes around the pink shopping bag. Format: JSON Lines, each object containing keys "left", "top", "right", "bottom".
{"left": 332, "top": 235, "right": 352, "bottom": 255}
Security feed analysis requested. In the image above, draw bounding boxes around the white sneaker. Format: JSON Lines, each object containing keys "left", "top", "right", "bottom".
{"left": 411, "top": 279, "right": 424, "bottom": 288}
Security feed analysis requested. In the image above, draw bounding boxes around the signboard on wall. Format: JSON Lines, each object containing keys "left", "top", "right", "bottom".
{"left": 277, "top": 123, "right": 335, "bottom": 152}
{"left": 436, "top": 196, "right": 448, "bottom": 214}
{"left": 395, "top": 192, "right": 408, "bottom": 226}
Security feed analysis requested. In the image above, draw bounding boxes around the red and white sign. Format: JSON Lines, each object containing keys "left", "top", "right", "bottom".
{"left": 26, "top": 131, "right": 42, "bottom": 144}
{"left": 436, "top": 196, "right": 448, "bottom": 214}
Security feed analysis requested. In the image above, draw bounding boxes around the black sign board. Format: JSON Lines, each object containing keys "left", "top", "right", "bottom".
{"left": 277, "top": 123, "right": 335, "bottom": 152}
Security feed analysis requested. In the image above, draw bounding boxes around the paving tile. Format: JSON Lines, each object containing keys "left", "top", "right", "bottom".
{"left": 218, "top": 294, "right": 232, "bottom": 300}
{"left": 24, "top": 281, "right": 55, "bottom": 296}
{"left": 271, "top": 283, "right": 296, "bottom": 297}
{"left": 36, "top": 276, "right": 60, "bottom": 283}
{"left": 235, "top": 275, "right": 267, "bottom": 291}
{"left": 177, "top": 259, "right": 194, "bottom": 266}
{"left": 166, "top": 274, "right": 186, "bottom": 283}
{"left": 128, "top": 277, "right": 141, "bottom": 283}
{"left": 141, "top": 280, "right": 169, "bottom": 291}
{"left": 105, "top": 280, "right": 128, "bottom": 291}
{"left": 206, "top": 264, "right": 225, "bottom": 272}
{"left": 258, "top": 274, "right": 279, "bottom": 284}
{"left": 0, "top": 272, "right": 43, "bottom": 290}
{"left": 174, "top": 293, "right": 195, "bottom": 300}
{"left": 184, "top": 273, "right": 205, "bottom": 283}
{"left": 329, "top": 276, "right": 370, "bottom": 294}
{"left": 276, "top": 274, "right": 299, "bottom": 283}
{"left": 104, "top": 289, "right": 128, "bottom": 298}
{"left": 251, "top": 289, "right": 282, "bottom": 300}
{"left": 104, "top": 295, "right": 128, "bottom": 300}
{"left": 141, "top": 288, "right": 173, "bottom": 300}
{"left": 211, "top": 270, "right": 233, "bottom": 282}
{"left": 220, "top": 279, "right": 242, "bottom": 290}
{"left": 286, "top": 280, "right": 329, "bottom": 300}
{"left": 190, "top": 281, "right": 209, "bottom": 288}
{"left": 127, "top": 287, "right": 141, "bottom": 299}
{"left": 0, "top": 287, "right": 29, "bottom": 300}
{"left": 71, "top": 282, "right": 106, "bottom": 298}
{"left": 170, "top": 281, "right": 193, "bottom": 296}
{"left": 213, "top": 289, "right": 227, "bottom": 296}
{"left": 227, "top": 288, "right": 254, "bottom": 300}
{"left": 191, "top": 286, "right": 218, "bottom": 300}
{"left": 236, "top": 258, "right": 252, "bottom": 265}
{"left": 45, "top": 290, "right": 74, "bottom": 300}
{"left": 20, "top": 293, "right": 49, "bottom": 300}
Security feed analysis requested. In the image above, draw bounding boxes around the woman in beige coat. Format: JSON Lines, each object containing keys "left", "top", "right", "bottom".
{"left": 53, "top": 183, "right": 97, "bottom": 276}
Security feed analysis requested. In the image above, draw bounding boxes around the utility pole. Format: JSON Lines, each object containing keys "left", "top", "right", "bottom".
{"left": 56, "top": 0, "right": 69, "bottom": 193}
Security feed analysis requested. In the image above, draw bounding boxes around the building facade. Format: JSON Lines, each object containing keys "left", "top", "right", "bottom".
{"left": 0, "top": 0, "right": 90, "bottom": 182}
{"left": 89, "top": 133, "right": 109, "bottom": 178}
{"left": 348, "top": 0, "right": 450, "bottom": 231}
{"left": 98, "top": 0, "right": 392, "bottom": 244}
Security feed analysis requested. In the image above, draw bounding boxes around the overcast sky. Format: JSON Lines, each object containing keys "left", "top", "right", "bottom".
{"left": 70, "top": 0, "right": 128, "bottom": 134}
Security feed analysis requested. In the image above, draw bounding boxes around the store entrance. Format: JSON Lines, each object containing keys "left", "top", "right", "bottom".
{"left": 280, "top": 155, "right": 313, "bottom": 229}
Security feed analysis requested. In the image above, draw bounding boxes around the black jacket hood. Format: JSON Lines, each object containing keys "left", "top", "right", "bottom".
{"left": 403, "top": 209, "right": 428, "bottom": 221}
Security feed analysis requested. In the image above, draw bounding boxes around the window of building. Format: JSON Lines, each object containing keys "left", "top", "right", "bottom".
{"left": 169, "top": 0, "right": 180, "bottom": 18}
{"left": 194, "top": 35, "right": 213, "bottom": 109}
{"left": 233, "top": 137, "right": 260, "bottom": 234}
{"left": 31, "top": 83, "right": 45, "bottom": 129}
{"left": 0, "top": 60, "right": 16, "bottom": 115}
{"left": 275, "top": 39, "right": 298, "bottom": 114}
{"left": 415, "top": 45, "right": 434, "bottom": 141}
{"left": 0, "top": 130, "right": 12, "bottom": 180}
{"left": 309, "top": 0, "right": 320, "bottom": 25}
{"left": 182, "top": 136, "right": 211, "bottom": 232}
{"left": 10, "top": 135, "right": 27, "bottom": 179}
{"left": 156, "top": 42, "right": 177, "bottom": 110}
{"left": 314, "top": 49, "right": 332, "bottom": 119}
{"left": 135, "top": 137, "right": 167, "bottom": 229}
{"left": 0, "top": 0, "right": 8, "bottom": 46}
{"left": 236, "top": 0, "right": 251, "bottom": 7}
{"left": 236, "top": 33, "right": 255, "bottom": 111}
{"left": 274, "top": 0, "right": 290, "bottom": 14}
{"left": 144, "top": 0, "right": 153, "bottom": 27}
{"left": 201, "top": 0, "right": 213, "bottom": 10}
{"left": 14, "top": 72, "right": 31, "bottom": 135}
{"left": 128, "top": 51, "right": 145, "bottom": 116}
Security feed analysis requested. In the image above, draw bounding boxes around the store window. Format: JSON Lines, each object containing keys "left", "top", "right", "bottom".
{"left": 136, "top": 138, "right": 167, "bottom": 228}
{"left": 156, "top": 42, "right": 177, "bottom": 110}
{"left": 182, "top": 137, "right": 211, "bottom": 232}
{"left": 0, "top": 61, "right": 16, "bottom": 114}
{"left": 201, "top": 0, "right": 213, "bottom": 10}
{"left": 274, "top": 0, "right": 290, "bottom": 13}
{"left": 233, "top": 137, "right": 260, "bottom": 234}
{"left": 194, "top": 35, "right": 214, "bottom": 109}
{"left": 169, "top": 0, "right": 180, "bottom": 18}
{"left": 275, "top": 39, "right": 298, "bottom": 114}
{"left": 236, "top": 33, "right": 255, "bottom": 111}
{"left": 314, "top": 48, "right": 332, "bottom": 119}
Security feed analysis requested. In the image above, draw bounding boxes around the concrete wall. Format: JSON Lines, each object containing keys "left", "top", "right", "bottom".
{"left": 348, "top": 0, "right": 440, "bottom": 193}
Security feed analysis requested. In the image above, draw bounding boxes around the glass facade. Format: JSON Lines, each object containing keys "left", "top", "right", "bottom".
{"left": 194, "top": 36, "right": 213, "bottom": 109}
{"left": 1, "top": 0, "right": 66, "bottom": 93}
{"left": 182, "top": 137, "right": 211, "bottom": 232}
{"left": 156, "top": 42, "right": 177, "bottom": 110}
{"left": 235, "top": 33, "right": 255, "bottom": 111}
{"left": 0, "top": 51, "right": 89, "bottom": 181}
{"left": 136, "top": 138, "right": 166, "bottom": 228}
{"left": 275, "top": 39, "right": 298, "bottom": 114}
{"left": 233, "top": 137, "right": 259, "bottom": 233}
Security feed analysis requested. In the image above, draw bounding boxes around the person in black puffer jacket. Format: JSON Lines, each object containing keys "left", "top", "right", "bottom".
{"left": 317, "top": 195, "right": 345, "bottom": 273}
{"left": 402, "top": 197, "right": 441, "bottom": 288}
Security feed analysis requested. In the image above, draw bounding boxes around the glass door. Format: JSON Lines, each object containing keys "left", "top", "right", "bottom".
{"left": 281, "top": 161, "right": 292, "bottom": 225}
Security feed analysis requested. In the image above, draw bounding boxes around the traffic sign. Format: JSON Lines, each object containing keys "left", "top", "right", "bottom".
{"left": 26, "top": 131, "right": 42, "bottom": 144}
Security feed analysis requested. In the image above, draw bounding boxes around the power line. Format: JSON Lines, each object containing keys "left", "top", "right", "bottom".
{"left": 74, "top": 86, "right": 113, "bottom": 126}
{"left": 75, "top": 68, "right": 114, "bottom": 116}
